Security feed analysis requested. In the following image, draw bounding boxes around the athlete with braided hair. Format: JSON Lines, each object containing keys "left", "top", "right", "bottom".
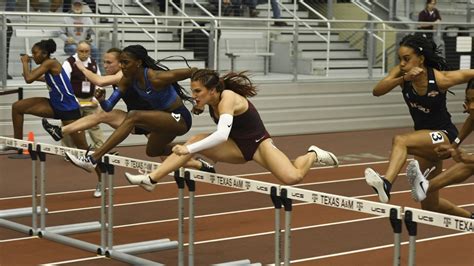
{"left": 365, "top": 34, "right": 474, "bottom": 218}
{"left": 407, "top": 79, "right": 474, "bottom": 219}
{"left": 125, "top": 69, "right": 339, "bottom": 191}
{"left": 65, "top": 45, "right": 213, "bottom": 173}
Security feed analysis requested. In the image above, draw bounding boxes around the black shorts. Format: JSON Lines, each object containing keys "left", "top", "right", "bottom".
{"left": 49, "top": 100, "right": 81, "bottom": 121}
{"left": 133, "top": 126, "right": 150, "bottom": 135}
{"left": 440, "top": 123, "right": 459, "bottom": 144}
{"left": 171, "top": 105, "right": 192, "bottom": 135}
{"left": 232, "top": 130, "right": 271, "bottom": 161}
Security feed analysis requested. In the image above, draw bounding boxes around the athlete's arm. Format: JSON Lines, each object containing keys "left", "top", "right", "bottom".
{"left": 181, "top": 91, "right": 236, "bottom": 154}
{"left": 437, "top": 69, "right": 474, "bottom": 91}
{"left": 99, "top": 76, "right": 128, "bottom": 111}
{"left": 22, "top": 57, "right": 57, "bottom": 83}
{"left": 372, "top": 65, "right": 405, "bottom": 96}
{"left": 76, "top": 60, "right": 123, "bottom": 87}
{"left": 149, "top": 67, "right": 197, "bottom": 89}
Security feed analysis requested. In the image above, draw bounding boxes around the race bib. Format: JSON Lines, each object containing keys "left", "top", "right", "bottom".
{"left": 430, "top": 131, "right": 445, "bottom": 144}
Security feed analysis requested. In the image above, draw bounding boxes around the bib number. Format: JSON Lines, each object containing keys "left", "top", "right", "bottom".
{"left": 430, "top": 131, "right": 445, "bottom": 144}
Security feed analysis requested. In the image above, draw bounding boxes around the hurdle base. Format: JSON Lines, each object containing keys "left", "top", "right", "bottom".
{"left": 212, "top": 259, "right": 262, "bottom": 265}
{"left": 0, "top": 207, "right": 48, "bottom": 219}
{"left": 39, "top": 221, "right": 101, "bottom": 235}
{"left": 0, "top": 218, "right": 33, "bottom": 235}
{"left": 106, "top": 249, "right": 165, "bottom": 265}
{"left": 40, "top": 230, "right": 100, "bottom": 253}
{"left": 110, "top": 239, "right": 177, "bottom": 254}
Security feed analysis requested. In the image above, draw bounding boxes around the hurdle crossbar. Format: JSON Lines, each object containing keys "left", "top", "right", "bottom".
{"left": 103, "top": 154, "right": 178, "bottom": 265}
{"left": 404, "top": 207, "right": 473, "bottom": 266}
{"left": 0, "top": 137, "right": 38, "bottom": 235}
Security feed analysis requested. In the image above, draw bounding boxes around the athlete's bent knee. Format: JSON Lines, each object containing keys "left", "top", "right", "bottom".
{"left": 392, "top": 134, "right": 407, "bottom": 147}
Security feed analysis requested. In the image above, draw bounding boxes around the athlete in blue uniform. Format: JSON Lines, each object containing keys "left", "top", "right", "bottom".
{"left": 64, "top": 45, "right": 203, "bottom": 173}
{"left": 42, "top": 47, "right": 214, "bottom": 172}
{"left": 13, "top": 39, "right": 88, "bottom": 150}
{"left": 125, "top": 69, "right": 339, "bottom": 191}
{"left": 365, "top": 34, "right": 474, "bottom": 218}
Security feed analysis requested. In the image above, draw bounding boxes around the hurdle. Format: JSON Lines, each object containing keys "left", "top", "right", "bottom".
{"left": 103, "top": 154, "right": 179, "bottom": 265}
{"left": 32, "top": 143, "right": 104, "bottom": 253}
{"left": 282, "top": 185, "right": 403, "bottom": 266}
{"left": 404, "top": 207, "right": 473, "bottom": 266}
{"left": 0, "top": 136, "right": 47, "bottom": 235}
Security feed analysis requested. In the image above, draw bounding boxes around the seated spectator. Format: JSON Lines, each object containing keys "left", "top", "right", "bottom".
{"left": 63, "top": 0, "right": 97, "bottom": 13}
{"left": 243, "top": 0, "right": 287, "bottom": 26}
{"left": 61, "top": 40, "right": 104, "bottom": 150}
{"left": 418, "top": 0, "right": 442, "bottom": 40}
{"left": 59, "top": 0, "right": 99, "bottom": 61}
{"left": 30, "top": 0, "right": 63, "bottom": 12}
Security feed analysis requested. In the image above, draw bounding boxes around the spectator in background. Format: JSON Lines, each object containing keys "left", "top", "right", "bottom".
{"left": 59, "top": 0, "right": 99, "bottom": 61}
{"left": 61, "top": 41, "right": 104, "bottom": 151}
{"left": 418, "top": 0, "right": 442, "bottom": 40}
{"left": 63, "top": 0, "right": 97, "bottom": 13}
{"left": 30, "top": 0, "right": 63, "bottom": 12}
{"left": 155, "top": 0, "right": 181, "bottom": 15}
{"left": 242, "top": 0, "right": 287, "bottom": 26}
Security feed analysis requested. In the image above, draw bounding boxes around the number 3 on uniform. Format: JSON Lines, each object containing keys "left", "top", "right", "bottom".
{"left": 430, "top": 131, "right": 444, "bottom": 144}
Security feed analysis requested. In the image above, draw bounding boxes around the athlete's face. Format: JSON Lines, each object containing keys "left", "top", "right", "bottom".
{"left": 190, "top": 80, "right": 213, "bottom": 107}
{"left": 464, "top": 89, "right": 474, "bottom": 119}
{"left": 31, "top": 46, "right": 45, "bottom": 65}
{"left": 398, "top": 46, "right": 424, "bottom": 74}
{"left": 119, "top": 52, "right": 141, "bottom": 77}
{"left": 103, "top": 52, "right": 120, "bottom": 75}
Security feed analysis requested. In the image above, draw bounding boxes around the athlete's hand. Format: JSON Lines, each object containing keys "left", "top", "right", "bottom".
{"left": 95, "top": 87, "right": 106, "bottom": 101}
{"left": 191, "top": 106, "right": 204, "bottom": 115}
{"left": 434, "top": 144, "right": 454, "bottom": 159}
{"left": 20, "top": 54, "right": 31, "bottom": 64}
{"left": 75, "top": 61, "right": 86, "bottom": 71}
{"left": 172, "top": 144, "right": 190, "bottom": 156}
{"left": 403, "top": 67, "right": 424, "bottom": 81}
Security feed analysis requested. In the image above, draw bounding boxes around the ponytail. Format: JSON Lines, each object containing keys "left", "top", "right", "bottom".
{"left": 191, "top": 69, "right": 257, "bottom": 98}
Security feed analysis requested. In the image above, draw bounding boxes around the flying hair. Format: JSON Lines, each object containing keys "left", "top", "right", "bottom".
{"left": 191, "top": 69, "right": 257, "bottom": 98}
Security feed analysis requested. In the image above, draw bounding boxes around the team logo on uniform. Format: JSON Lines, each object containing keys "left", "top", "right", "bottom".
{"left": 427, "top": 90, "right": 439, "bottom": 97}
{"left": 171, "top": 113, "right": 181, "bottom": 122}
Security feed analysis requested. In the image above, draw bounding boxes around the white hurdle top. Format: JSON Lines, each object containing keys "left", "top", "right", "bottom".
{"left": 0, "top": 136, "right": 34, "bottom": 151}
{"left": 404, "top": 207, "right": 473, "bottom": 233}
{"left": 282, "top": 186, "right": 402, "bottom": 219}
{"left": 106, "top": 154, "right": 161, "bottom": 173}
{"left": 187, "top": 169, "right": 279, "bottom": 196}
{"left": 37, "top": 142, "right": 89, "bottom": 157}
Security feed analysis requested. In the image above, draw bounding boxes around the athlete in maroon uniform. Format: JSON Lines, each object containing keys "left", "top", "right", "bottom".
{"left": 125, "top": 69, "right": 339, "bottom": 191}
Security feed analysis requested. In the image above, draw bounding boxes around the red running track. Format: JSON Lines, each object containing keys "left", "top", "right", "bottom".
{"left": 0, "top": 127, "right": 473, "bottom": 265}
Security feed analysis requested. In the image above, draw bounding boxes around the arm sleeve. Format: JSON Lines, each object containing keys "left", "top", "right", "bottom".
{"left": 186, "top": 114, "right": 233, "bottom": 154}
{"left": 99, "top": 89, "right": 122, "bottom": 112}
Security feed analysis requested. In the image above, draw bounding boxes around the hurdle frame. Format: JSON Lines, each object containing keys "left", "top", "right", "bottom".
{"left": 282, "top": 185, "right": 403, "bottom": 266}
{"left": 404, "top": 207, "right": 474, "bottom": 266}
{"left": 0, "top": 137, "right": 44, "bottom": 235}
{"left": 104, "top": 154, "right": 180, "bottom": 265}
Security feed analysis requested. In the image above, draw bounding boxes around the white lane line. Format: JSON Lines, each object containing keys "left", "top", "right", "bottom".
{"left": 39, "top": 256, "right": 105, "bottom": 265}
{"left": 46, "top": 181, "right": 474, "bottom": 214}
{"left": 289, "top": 231, "right": 472, "bottom": 264}
{"left": 0, "top": 159, "right": 392, "bottom": 201}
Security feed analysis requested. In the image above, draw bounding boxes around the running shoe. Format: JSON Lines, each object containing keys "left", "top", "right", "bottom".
{"left": 124, "top": 172, "right": 156, "bottom": 192}
{"left": 93, "top": 182, "right": 102, "bottom": 198}
{"left": 197, "top": 158, "right": 216, "bottom": 173}
{"left": 308, "top": 145, "right": 339, "bottom": 167}
{"left": 365, "top": 168, "right": 392, "bottom": 203}
{"left": 42, "top": 118, "right": 63, "bottom": 141}
{"left": 406, "top": 160, "right": 432, "bottom": 202}
{"left": 65, "top": 151, "right": 97, "bottom": 173}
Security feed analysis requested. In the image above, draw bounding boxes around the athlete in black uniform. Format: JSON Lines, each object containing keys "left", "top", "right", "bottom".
{"left": 125, "top": 69, "right": 339, "bottom": 192}
{"left": 407, "top": 79, "right": 474, "bottom": 219}
{"left": 365, "top": 34, "right": 474, "bottom": 218}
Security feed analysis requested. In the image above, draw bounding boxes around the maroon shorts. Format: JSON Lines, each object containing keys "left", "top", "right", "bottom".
{"left": 232, "top": 130, "right": 271, "bottom": 161}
